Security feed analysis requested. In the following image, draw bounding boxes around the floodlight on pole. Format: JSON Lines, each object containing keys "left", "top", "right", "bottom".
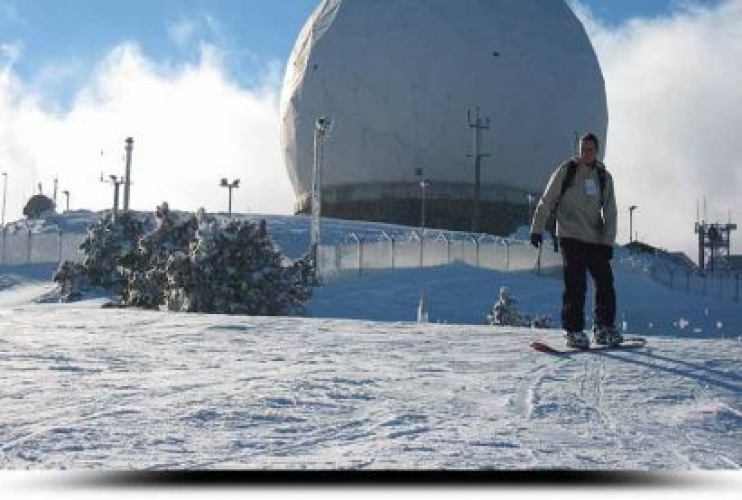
{"left": 310, "top": 116, "right": 333, "bottom": 282}
{"left": 220, "top": 178, "right": 240, "bottom": 217}
{"left": 420, "top": 179, "right": 430, "bottom": 231}
{"left": 101, "top": 173, "right": 124, "bottom": 222}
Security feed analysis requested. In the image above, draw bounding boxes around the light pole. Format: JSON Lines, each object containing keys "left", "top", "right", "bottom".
{"left": 123, "top": 137, "right": 133, "bottom": 212}
{"left": 1, "top": 172, "right": 7, "bottom": 227}
{"left": 220, "top": 178, "right": 240, "bottom": 217}
{"left": 101, "top": 174, "right": 124, "bottom": 222}
{"left": 420, "top": 178, "right": 430, "bottom": 231}
{"left": 62, "top": 190, "right": 70, "bottom": 213}
{"left": 310, "top": 116, "right": 332, "bottom": 280}
{"left": 629, "top": 205, "right": 638, "bottom": 243}
{"left": 414, "top": 167, "right": 429, "bottom": 231}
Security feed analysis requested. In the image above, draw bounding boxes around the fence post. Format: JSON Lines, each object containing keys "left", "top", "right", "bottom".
{"left": 358, "top": 240, "right": 363, "bottom": 276}
{"left": 505, "top": 241, "right": 510, "bottom": 271}
{"left": 27, "top": 229, "right": 32, "bottom": 264}
{"left": 475, "top": 238, "right": 480, "bottom": 267}
{"left": 335, "top": 244, "right": 341, "bottom": 275}
{"left": 392, "top": 238, "right": 397, "bottom": 270}
{"left": 1, "top": 226, "right": 5, "bottom": 264}
{"left": 419, "top": 234, "right": 424, "bottom": 268}
{"left": 58, "top": 229, "right": 63, "bottom": 263}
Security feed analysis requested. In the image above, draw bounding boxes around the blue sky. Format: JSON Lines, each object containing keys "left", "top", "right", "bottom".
{"left": 0, "top": 0, "right": 739, "bottom": 258}
{"left": 0, "top": 0, "right": 708, "bottom": 105}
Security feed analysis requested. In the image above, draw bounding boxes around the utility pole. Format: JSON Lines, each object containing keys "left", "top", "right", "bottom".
{"left": 62, "top": 190, "right": 70, "bottom": 212}
{"left": 123, "top": 137, "right": 133, "bottom": 212}
{"left": 220, "top": 178, "right": 240, "bottom": 217}
{"left": 467, "top": 108, "right": 490, "bottom": 233}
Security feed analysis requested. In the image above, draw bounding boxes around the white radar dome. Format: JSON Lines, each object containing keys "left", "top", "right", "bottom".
{"left": 280, "top": 0, "right": 607, "bottom": 234}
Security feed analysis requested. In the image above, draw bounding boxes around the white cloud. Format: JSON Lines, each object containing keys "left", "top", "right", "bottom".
{"left": 167, "top": 19, "right": 199, "bottom": 48}
{"left": 0, "top": 40, "right": 22, "bottom": 67}
{"left": 0, "top": 41, "right": 295, "bottom": 223}
{"left": 572, "top": 0, "right": 742, "bottom": 260}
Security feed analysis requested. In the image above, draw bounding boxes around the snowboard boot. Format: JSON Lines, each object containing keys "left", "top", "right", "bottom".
{"left": 593, "top": 325, "right": 623, "bottom": 347}
{"left": 564, "top": 330, "right": 590, "bottom": 350}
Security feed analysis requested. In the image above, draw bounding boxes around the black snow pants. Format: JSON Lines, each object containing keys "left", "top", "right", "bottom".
{"left": 559, "top": 238, "right": 616, "bottom": 333}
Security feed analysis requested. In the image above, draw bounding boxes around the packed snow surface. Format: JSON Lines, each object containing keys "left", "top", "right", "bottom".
{"left": 0, "top": 212, "right": 740, "bottom": 472}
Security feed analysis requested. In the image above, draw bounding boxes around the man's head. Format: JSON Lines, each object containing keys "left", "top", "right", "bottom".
{"left": 579, "top": 133, "right": 600, "bottom": 166}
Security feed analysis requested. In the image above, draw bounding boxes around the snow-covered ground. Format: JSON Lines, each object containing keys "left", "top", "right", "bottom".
{"left": 0, "top": 211, "right": 740, "bottom": 496}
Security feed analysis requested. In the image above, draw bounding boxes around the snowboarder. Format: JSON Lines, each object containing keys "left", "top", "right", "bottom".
{"left": 529, "top": 133, "right": 621, "bottom": 349}
{"left": 490, "top": 286, "right": 521, "bottom": 327}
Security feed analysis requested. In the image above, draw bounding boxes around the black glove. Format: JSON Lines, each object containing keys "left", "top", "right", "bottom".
{"left": 530, "top": 233, "right": 543, "bottom": 248}
{"left": 603, "top": 245, "right": 614, "bottom": 260}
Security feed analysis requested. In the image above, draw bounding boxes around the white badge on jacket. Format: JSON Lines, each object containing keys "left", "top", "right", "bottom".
{"left": 584, "top": 178, "right": 598, "bottom": 196}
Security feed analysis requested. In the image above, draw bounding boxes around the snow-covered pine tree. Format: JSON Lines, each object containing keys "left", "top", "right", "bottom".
{"left": 490, "top": 287, "right": 522, "bottom": 327}
{"left": 54, "top": 204, "right": 312, "bottom": 315}
{"left": 52, "top": 261, "right": 89, "bottom": 303}
{"left": 163, "top": 212, "right": 312, "bottom": 315}
{"left": 77, "top": 211, "right": 149, "bottom": 291}
{"left": 122, "top": 202, "right": 198, "bottom": 309}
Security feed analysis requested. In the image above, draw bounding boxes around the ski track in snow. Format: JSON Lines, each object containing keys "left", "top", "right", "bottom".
{"left": 0, "top": 298, "right": 740, "bottom": 471}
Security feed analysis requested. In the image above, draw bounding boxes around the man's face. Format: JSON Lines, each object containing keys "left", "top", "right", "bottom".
{"left": 580, "top": 139, "right": 598, "bottom": 165}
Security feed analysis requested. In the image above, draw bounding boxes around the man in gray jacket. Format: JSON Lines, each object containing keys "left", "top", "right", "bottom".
{"left": 529, "top": 133, "right": 620, "bottom": 349}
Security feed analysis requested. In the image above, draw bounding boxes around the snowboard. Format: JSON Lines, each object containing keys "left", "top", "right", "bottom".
{"left": 530, "top": 337, "right": 647, "bottom": 354}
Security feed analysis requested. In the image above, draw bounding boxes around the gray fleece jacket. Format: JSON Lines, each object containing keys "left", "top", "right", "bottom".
{"left": 530, "top": 159, "right": 617, "bottom": 246}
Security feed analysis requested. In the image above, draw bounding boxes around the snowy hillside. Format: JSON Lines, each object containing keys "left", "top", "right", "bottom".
{"left": 0, "top": 210, "right": 740, "bottom": 476}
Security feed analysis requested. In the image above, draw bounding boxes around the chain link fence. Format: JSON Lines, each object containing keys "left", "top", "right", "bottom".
{"left": 317, "top": 232, "right": 563, "bottom": 279}
{"left": 3, "top": 223, "right": 740, "bottom": 305}
{"left": 1, "top": 228, "right": 86, "bottom": 266}
{"left": 649, "top": 261, "right": 742, "bottom": 303}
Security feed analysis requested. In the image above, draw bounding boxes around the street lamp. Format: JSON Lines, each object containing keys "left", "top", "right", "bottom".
{"left": 220, "top": 178, "right": 240, "bottom": 217}
{"left": 310, "top": 116, "right": 332, "bottom": 280}
{"left": 420, "top": 178, "right": 430, "bottom": 231}
{"left": 414, "top": 167, "right": 429, "bottom": 231}
{"left": 629, "top": 205, "right": 638, "bottom": 243}
{"left": 62, "top": 190, "right": 70, "bottom": 213}
{"left": 101, "top": 174, "right": 124, "bottom": 222}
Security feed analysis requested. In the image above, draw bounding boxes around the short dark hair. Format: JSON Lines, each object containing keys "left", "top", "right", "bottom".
{"left": 580, "top": 133, "right": 600, "bottom": 152}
